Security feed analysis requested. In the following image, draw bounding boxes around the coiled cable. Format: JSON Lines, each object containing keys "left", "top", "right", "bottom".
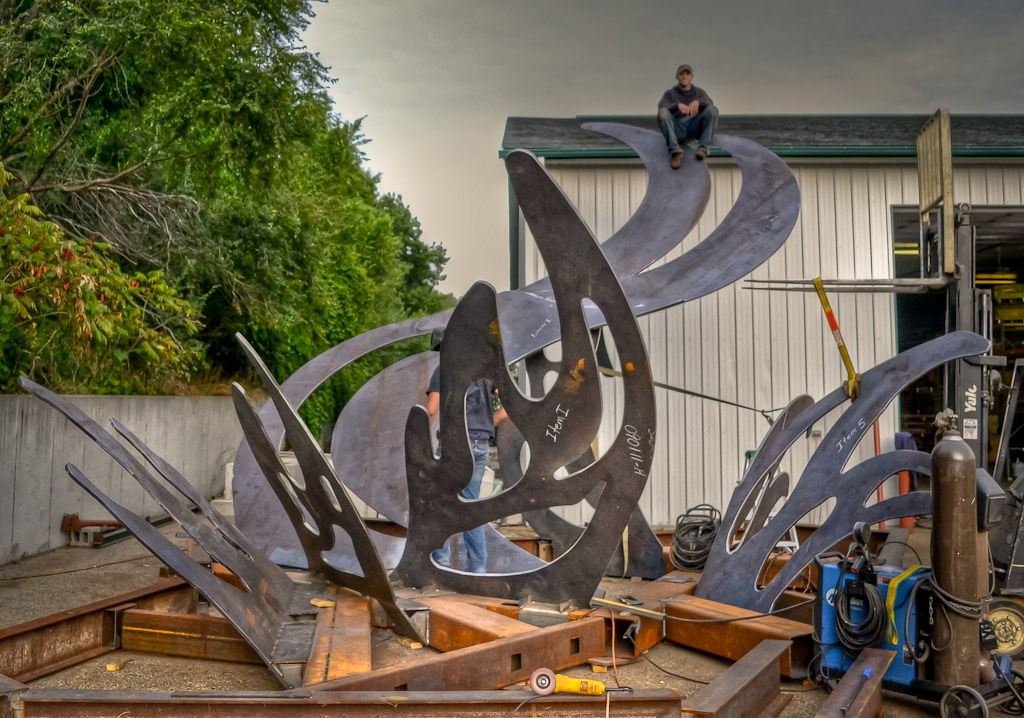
{"left": 833, "top": 546, "right": 886, "bottom": 654}
{"left": 671, "top": 504, "right": 721, "bottom": 570}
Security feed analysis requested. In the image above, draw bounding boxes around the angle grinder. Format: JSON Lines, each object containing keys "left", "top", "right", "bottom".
{"left": 529, "top": 667, "right": 631, "bottom": 697}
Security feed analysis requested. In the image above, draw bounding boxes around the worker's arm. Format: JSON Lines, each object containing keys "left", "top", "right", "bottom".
{"left": 493, "top": 406, "right": 508, "bottom": 427}
{"left": 426, "top": 391, "right": 440, "bottom": 424}
{"left": 491, "top": 386, "right": 509, "bottom": 427}
{"left": 657, "top": 88, "right": 677, "bottom": 113}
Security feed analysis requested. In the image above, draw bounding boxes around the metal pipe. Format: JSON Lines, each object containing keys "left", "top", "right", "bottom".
{"left": 898, "top": 471, "right": 914, "bottom": 530}
{"left": 746, "top": 277, "right": 955, "bottom": 287}
{"left": 746, "top": 286, "right": 933, "bottom": 294}
{"left": 873, "top": 421, "right": 884, "bottom": 530}
{"left": 929, "top": 429, "right": 981, "bottom": 687}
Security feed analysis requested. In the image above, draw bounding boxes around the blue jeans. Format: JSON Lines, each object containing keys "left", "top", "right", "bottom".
{"left": 658, "top": 104, "right": 718, "bottom": 154}
{"left": 432, "top": 442, "right": 489, "bottom": 573}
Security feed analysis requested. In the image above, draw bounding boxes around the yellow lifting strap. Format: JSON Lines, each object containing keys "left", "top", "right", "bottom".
{"left": 886, "top": 565, "right": 927, "bottom": 645}
{"left": 813, "top": 277, "right": 860, "bottom": 399}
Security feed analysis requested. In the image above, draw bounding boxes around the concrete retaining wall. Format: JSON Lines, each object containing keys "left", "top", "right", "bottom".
{"left": 0, "top": 395, "right": 241, "bottom": 563}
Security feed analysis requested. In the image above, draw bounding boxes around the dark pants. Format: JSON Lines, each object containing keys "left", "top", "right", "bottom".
{"left": 658, "top": 104, "right": 718, "bottom": 154}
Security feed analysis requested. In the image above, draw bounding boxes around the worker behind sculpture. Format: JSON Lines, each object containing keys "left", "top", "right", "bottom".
{"left": 657, "top": 63, "right": 718, "bottom": 170}
{"left": 425, "top": 328, "right": 508, "bottom": 573}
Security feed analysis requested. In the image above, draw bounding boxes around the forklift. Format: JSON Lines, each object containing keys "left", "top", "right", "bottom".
{"left": 811, "top": 110, "right": 1024, "bottom": 717}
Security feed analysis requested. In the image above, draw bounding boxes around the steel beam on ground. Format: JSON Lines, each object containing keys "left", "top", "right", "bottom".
{"left": 8, "top": 689, "right": 682, "bottom": 718}
{"left": 302, "top": 588, "right": 371, "bottom": 685}
{"left": 663, "top": 595, "right": 813, "bottom": 678}
{"left": 446, "top": 594, "right": 521, "bottom": 620}
{"left": 421, "top": 597, "right": 536, "bottom": 652}
{"left": 681, "top": 639, "right": 792, "bottom": 717}
{"left": 0, "top": 578, "right": 192, "bottom": 683}
{"left": 814, "top": 648, "right": 894, "bottom": 718}
{"left": 120, "top": 610, "right": 261, "bottom": 664}
{"left": 306, "top": 616, "right": 606, "bottom": 692}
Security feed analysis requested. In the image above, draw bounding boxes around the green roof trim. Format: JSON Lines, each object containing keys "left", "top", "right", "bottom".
{"left": 497, "top": 146, "right": 1024, "bottom": 160}
{"left": 501, "top": 114, "right": 1024, "bottom": 160}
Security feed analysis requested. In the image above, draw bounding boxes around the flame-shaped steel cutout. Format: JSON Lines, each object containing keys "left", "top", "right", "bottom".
{"left": 391, "top": 150, "right": 656, "bottom": 604}
{"left": 18, "top": 377, "right": 307, "bottom": 687}
{"left": 231, "top": 335, "right": 423, "bottom": 642}
{"left": 695, "top": 331, "right": 991, "bottom": 612}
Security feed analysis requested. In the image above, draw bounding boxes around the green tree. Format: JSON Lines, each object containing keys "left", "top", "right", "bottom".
{"left": 1, "top": 0, "right": 451, "bottom": 431}
{"left": 0, "top": 164, "right": 202, "bottom": 393}
{"left": 379, "top": 193, "right": 456, "bottom": 318}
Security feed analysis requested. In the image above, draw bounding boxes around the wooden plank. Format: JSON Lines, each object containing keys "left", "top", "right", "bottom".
{"left": 449, "top": 594, "right": 521, "bottom": 620}
{"left": 663, "top": 594, "right": 813, "bottom": 678}
{"left": 815, "top": 648, "right": 895, "bottom": 718}
{"left": 121, "top": 609, "right": 261, "bottom": 664}
{"left": 303, "top": 588, "right": 371, "bottom": 685}
{"left": 309, "top": 615, "right": 606, "bottom": 692}
{"left": 682, "top": 639, "right": 792, "bottom": 718}
{"left": 212, "top": 563, "right": 247, "bottom": 591}
{"left": 421, "top": 597, "right": 535, "bottom": 652}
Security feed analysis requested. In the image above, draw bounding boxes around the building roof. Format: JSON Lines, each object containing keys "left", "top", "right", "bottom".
{"left": 501, "top": 115, "right": 1024, "bottom": 159}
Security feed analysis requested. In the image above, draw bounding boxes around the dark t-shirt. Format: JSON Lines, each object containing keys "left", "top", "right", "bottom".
{"left": 427, "top": 367, "right": 495, "bottom": 440}
{"left": 658, "top": 84, "right": 713, "bottom": 119}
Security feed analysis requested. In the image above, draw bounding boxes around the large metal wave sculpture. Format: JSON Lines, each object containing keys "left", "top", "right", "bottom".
{"left": 232, "top": 124, "right": 801, "bottom": 569}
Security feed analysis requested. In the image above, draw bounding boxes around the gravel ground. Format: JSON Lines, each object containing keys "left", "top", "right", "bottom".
{"left": 0, "top": 526, "right": 1003, "bottom": 716}
{"left": 0, "top": 524, "right": 187, "bottom": 629}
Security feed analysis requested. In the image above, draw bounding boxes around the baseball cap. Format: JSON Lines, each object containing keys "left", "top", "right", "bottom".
{"left": 677, "top": 64, "right": 693, "bottom": 75}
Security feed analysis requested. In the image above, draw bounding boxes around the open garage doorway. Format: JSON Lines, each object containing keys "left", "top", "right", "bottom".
{"left": 892, "top": 206, "right": 1024, "bottom": 468}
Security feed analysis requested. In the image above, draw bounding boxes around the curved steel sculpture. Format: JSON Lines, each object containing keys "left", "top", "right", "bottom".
{"left": 230, "top": 334, "right": 423, "bottom": 641}
{"left": 695, "top": 331, "right": 991, "bottom": 613}
{"left": 232, "top": 124, "right": 801, "bottom": 569}
{"left": 392, "top": 150, "right": 656, "bottom": 604}
{"left": 19, "top": 117, "right": 996, "bottom": 683}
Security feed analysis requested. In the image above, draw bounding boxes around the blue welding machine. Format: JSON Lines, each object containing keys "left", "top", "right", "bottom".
{"left": 814, "top": 558, "right": 931, "bottom": 687}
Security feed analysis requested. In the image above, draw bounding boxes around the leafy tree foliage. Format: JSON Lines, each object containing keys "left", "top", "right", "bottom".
{"left": 1, "top": 0, "right": 453, "bottom": 428}
{"left": 0, "top": 165, "right": 202, "bottom": 393}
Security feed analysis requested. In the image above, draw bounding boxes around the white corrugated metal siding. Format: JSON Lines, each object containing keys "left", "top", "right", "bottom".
{"left": 518, "top": 157, "right": 1024, "bottom": 528}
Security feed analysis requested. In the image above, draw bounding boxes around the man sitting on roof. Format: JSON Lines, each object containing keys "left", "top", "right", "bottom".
{"left": 657, "top": 63, "right": 718, "bottom": 170}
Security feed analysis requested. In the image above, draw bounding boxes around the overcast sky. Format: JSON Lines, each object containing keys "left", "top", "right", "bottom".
{"left": 302, "top": 0, "right": 1024, "bottom": 296}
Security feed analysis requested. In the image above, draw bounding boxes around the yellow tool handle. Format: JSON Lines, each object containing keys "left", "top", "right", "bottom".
{"left": 555, "top": 674, "right": 606, "bottom": 696}
{"left": 530, "top": 667, "right": 606, "bottom": 696}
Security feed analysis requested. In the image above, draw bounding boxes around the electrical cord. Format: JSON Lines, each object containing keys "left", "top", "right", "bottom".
{"left": 625, "top": 631, "right": 709, "bottom": 684}
{"left": 834, "top": 576, "right": 885, "bottom": 652}
{"left": 670, "top": 504, "right": 721, "bottom": 571}
{"left": 661, "top": 597, "right": 816, "bottom": 624}
{"left": 870, "top": 539, "right": 924, "bottom": 567}
{"left": 513, "top": 694, "right": 543, "bottom": 713}
{"left": 625, "top": 630, "right": 818, "bottom": 693}
{"left": 0, "top": 554, "right": 154, "bottom": 581}
{"left": 832, "top": 545, "right": 886, "bottom": 654}
{"left": 901, "top": 568, "right": 985, "bottom": 663}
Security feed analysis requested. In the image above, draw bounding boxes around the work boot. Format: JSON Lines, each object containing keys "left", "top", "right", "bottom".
{"left": 695, "top": 146, "right": 708, "bottom": 160}
{"left": 670, "top": 152, "right": 683, "bottom": 170}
